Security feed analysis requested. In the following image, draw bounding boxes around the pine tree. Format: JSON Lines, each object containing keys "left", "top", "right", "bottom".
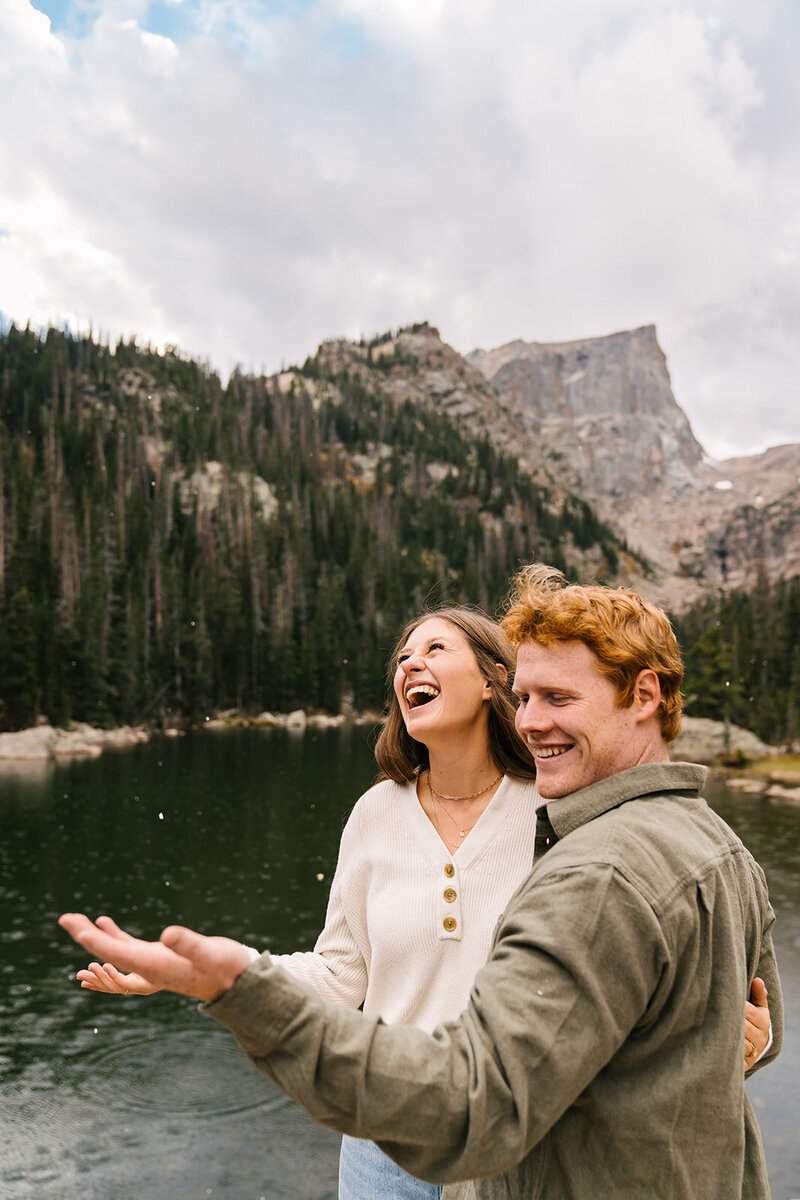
{"left": 0, "top": 586, "right": 38, "bottom": 729}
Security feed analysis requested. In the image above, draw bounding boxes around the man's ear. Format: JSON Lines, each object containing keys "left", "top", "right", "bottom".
{"left": 633, "top": 669, "right": 661, "bottom": 721}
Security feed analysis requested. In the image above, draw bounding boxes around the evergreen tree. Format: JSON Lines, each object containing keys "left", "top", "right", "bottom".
{"left": 0, "top": 586, "right": 38, "bottom": 729}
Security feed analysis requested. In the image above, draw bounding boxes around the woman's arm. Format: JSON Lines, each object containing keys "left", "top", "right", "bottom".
{"left": 268, "top": 806, "right": 369, "bottom": 1008}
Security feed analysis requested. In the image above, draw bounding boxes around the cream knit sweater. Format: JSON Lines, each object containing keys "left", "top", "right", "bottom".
{"left": 271, "top": 775, "right": 543, "bottom": 1033}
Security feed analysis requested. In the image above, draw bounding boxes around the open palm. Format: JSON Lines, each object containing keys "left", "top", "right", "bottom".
{"left": 59, "top": 912, "right": 251, "bottom": 1003}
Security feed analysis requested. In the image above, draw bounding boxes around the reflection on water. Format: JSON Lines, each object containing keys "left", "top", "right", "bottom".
{"left": 0, "top": 734, "right": 798, "bottom": 1199}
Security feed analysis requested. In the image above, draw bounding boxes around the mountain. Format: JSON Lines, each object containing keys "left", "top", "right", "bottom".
{"left": 309, "top": 324, "right": 799, "bottom": 746}
{"left": 466, "top": 325, "right": 800, "bottom": 609}
{"left": 313, "top": 320, "right": 800, "bottom": 609}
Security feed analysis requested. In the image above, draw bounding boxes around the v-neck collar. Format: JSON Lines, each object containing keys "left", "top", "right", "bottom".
{"left": 399, "top": 774, "right": 530, "bottom": 871}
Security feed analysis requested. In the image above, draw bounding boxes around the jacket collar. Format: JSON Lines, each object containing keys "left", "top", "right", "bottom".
{"left": 543, "top": 761, "right": 708, "bottom": 842}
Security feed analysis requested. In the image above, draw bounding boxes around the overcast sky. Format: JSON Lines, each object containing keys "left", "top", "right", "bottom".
{"left": 1, "top": 0, "right": 798, "bottom": 460}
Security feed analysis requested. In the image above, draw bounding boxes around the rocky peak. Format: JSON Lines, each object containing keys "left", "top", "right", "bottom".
{"left": 467, "top": 325, "right": 705, "bottom": 504}
{"left": 468, "top": 325, "right": 676, "bottom": 420}
{"left": 467, "top": 325, "right": 799, "bottom": 608}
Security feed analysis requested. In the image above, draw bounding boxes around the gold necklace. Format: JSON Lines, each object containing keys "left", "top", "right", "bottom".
{"left": 429, "top": 793, "right": 462, "bottom": 852}
{"left": 427, "top": 770, "right": 503, "bottom": 840}
{"left": 431, "top": 791, "right": 478, "bottom": 841}
{"left": 427, "top": 770, "right": 503, "bottom": 802}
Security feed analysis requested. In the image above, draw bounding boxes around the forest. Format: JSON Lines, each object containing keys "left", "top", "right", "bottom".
{"left": 0, "top": 323, "right": 630, "bottom": 729}
{"left": 0, "top": 322, "right": 796, "bottom": 747}
{"left": 676, "top": 575, "right": 800, "bottom": 749}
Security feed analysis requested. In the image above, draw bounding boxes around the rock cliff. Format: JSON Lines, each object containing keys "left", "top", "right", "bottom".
{"left": 315, "top": 322, "right": 798, "bottom": 610}
{"left": 467, "top": 326, "right": 800, "bottom": 609}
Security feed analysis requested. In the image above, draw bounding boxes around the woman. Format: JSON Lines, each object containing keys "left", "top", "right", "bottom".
{"left": 77, "top": 606, "right": 772, "bottom": 1199}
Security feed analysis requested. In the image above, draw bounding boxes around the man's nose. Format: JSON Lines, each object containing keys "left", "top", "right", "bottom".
{"left": 516, "top": 698, "right": 552, "bottom": 734}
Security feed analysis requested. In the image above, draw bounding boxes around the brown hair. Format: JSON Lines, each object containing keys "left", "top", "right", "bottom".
{"left": 374, "top": 606, "right": 537, "bottom": 783}
{"left": 501, "top": 564, "right": 684, "bottom": 742}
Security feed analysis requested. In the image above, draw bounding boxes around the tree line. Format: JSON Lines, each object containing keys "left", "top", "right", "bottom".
{"left": 0, "top": 324, "right": 632, "bottom": 730}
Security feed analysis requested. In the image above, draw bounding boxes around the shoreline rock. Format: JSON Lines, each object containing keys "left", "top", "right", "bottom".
{"left": 0, "top": 723, "right": 151, "bottom": 761}
{"left": 201, "top": 708, "right": 384, "bottom": 732}
{"left": 669, "top": 716, "right": 778, "bottom": 766}
{"left": 723, "top": 769, "right": 800, "bottom": 806}
{"left": 0, "top": 709, "right": 384, "bottom": 759}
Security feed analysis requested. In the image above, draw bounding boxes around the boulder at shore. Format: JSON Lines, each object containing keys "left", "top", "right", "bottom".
{"left": 669, "top": 717, "right": 777, "bottom": 765}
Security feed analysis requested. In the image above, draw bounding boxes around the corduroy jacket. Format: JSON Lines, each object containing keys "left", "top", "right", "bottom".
{"left": 205, "top": 762, "right": 782, "bottom": 1199}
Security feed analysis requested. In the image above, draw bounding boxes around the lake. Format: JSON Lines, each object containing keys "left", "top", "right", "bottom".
{"left": 1, "top": 729, "right": 797, "bottom": 1199}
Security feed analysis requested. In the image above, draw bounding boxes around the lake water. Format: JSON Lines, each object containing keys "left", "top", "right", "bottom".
{"left": 1, "top": 730, "right": 797, "bottom": 1200}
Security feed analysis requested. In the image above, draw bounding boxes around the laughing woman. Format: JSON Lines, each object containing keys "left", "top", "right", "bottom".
{"left": 291, "top": 609, "right": 545, "bottom": 1200}
{"left": 76, "top": 606, "right": 772, "bottom": 1200}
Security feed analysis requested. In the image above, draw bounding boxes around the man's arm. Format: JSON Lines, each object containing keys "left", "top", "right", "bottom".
{"left": 203, "top": 863, "right": 665, "bottom": 1183}
{"left": 61, "top": 866, "right": 662, "bottom": 1183}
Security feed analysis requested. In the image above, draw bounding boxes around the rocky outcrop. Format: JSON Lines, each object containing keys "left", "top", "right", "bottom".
{"left": 726, "top": 771, "right": 800, "bottom": 805}
{"left": 467, "top": 326, "right": 705, "bottom": 503}
{"left": 669, "top": 716, "right": 777, "bottom": 764}
{"left": 0, "top": 723, "right": 150, "bottom": 760}
{"left": 202, "top": 709, "right": 382, "bottom": 731}
{"left": 466, "top": 326, "right": 800, "bottom": 610}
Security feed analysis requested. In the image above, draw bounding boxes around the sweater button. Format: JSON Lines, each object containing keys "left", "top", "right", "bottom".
{"left": 443, "top": 916, "right": 457, "bottom": 932}
{"left": 443, "top": 887, "right": 457, "bottom": 903}
{"left": 444, "top": 863, "right": 455, "bottom": 877}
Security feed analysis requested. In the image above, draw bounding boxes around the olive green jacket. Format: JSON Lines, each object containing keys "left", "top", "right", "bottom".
{"left": 205, "top": 762, "right": 782, "bottom": 1199}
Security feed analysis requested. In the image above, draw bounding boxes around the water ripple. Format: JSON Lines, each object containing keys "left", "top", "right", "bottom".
{"left": 73, "top": 1029, "right": 289, "bottom": 1117}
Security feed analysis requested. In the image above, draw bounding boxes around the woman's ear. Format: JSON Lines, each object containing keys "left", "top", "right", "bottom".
{"left": 482, "top": 661, "right": 508, "bottom": 700}
{"left": 484, "top": 661, "right": 508, "bottom": 698}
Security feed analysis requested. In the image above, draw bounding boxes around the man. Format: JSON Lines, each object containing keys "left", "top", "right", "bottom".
{"left": 60, "top": 564, "right": 782, "bottom": 1198}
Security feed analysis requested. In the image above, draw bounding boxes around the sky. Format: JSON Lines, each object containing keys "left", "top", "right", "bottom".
{"left": 1, "top": 0, "right": 798, "bottom": 460}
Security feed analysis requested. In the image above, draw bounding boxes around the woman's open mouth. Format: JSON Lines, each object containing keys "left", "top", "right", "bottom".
{"left": 405, "top": 684, "right": 441, "bottom": 709}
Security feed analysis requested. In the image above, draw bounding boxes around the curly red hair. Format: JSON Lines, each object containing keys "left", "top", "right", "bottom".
{"left": 502, "top": 565, "right": 684, "bottom": 742}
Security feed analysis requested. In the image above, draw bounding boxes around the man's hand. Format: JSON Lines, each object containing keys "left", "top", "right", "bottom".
{"left": 59, "top": 913, "right": 251, "bottom": 1004}
{"left": 744, "top": 976, "right": 771, "bottom": 1069}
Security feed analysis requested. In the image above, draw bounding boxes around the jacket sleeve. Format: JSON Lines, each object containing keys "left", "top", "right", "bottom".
{"left": 269, "top": 805, "right": 369, "bottom": 1010}
{"left": 203, "top": 863, "right": 666, "bottom": 1184}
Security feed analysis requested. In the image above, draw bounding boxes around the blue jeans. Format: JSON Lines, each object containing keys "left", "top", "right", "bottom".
{"left": 339, "top": 1135, "right": 442, "bottom": 1199}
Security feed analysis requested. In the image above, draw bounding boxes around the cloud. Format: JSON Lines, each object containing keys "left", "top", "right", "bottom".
{"left": 0, "top": 0, "right": 798, "bottom": 457}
